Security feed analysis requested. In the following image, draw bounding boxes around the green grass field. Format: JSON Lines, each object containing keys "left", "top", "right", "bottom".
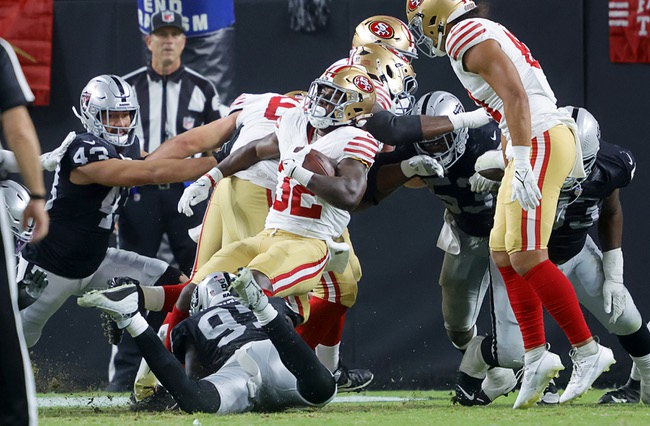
{"left": 38, "top": 389, "right": 650, "bottom": 425}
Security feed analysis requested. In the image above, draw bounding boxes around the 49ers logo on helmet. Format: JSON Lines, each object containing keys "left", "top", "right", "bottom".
{"left": 369, "top": 21, "right": 395, "bottom": 39}
{"left": 353, "top": 75, "right": 374, "bottom": 93}
{"left": 407, "top": 0, "right": 423, "bottom": 11}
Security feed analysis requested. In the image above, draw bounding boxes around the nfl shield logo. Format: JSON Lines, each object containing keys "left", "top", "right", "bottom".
{"left": 183, "top": 116, "right": 195, "bottom": 130}
{"left": 162, "top": 11, "right": 175, "bottom": 23}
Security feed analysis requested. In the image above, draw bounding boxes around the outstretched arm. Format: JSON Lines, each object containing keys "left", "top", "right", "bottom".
{"left": 146, "top": 112, "right": 240, "bottom": 160}
{"left": 70, "top": 156, "right": 217, "bottom": 187}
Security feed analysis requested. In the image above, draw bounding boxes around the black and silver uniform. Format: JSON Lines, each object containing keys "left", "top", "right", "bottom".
{"left": 366, "top": 122, "right": 501, "bottom": 237}
{"left": 22, "top": 133, "right": 140, "bottom": 278}
{"left": 171, "top": 300, "right": 268, "bottom": 373}
{"left": 549, "top": 140, "right": 635, "bottom": 264}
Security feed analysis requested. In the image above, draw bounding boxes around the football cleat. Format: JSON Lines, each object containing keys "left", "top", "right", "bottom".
{"left": 77, "top": 284, "right": 139, "bottom": 328}
{"left": 537, "top": 379, "right": 560, "bottom": 404}
{"left": 598, "top": 379, "right": 641, "bottom": 404}
{"left": 513, "top": 350, "right": 565, "bottom": 409}
{"left": 129, "top": 386, "right": 178, "bottom": 412}
{"left": 453, "top": 371, "right": 490, "bottom": 406}
{"left": 229, "top": 267, "right": 269, "bottom": 312}
{"left": 99, "top": 277, "right": 140, "bottom": 345}
{"left": 482, "top": 367, "right": 518, "bottom": 403}
{"left": 334, "top": 360, "right": 374, "bottom": 393}
{"left": 560, "top": 343, "right": 616, "bottom": 404}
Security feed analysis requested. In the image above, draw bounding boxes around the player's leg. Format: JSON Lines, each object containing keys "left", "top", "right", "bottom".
{"left": 19, "top": 261, "right": 85, "bottom": 347}
{"left": 562, "top": 236, "right": 650, "bottom": 404}
{"left": 230, "top": 272, "right": 335, "bottom": 405}
{"left": 77, "top": 285, "right": 223, "bottom": 413}
{"left": 247, "top": 229, "right": 329, "bottom": 322}
{"left": 0, "top": 225, "right": 37, "bottom": 425}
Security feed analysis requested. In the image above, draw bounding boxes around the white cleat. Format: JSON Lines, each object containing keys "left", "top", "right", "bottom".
{"left": 513, "top": 351, "right": 565, "bottom": 409}
{"left": 482, "top": 367, "right": 518, "bottom": 402}
{"left": 560, "top": 344, "right": 616, "bottom": 404}
{"left": 229, "top": 267, "right": 269, "bottom": 312}
{"left": 77, "top": 284, "right": 139, "bottom": 328}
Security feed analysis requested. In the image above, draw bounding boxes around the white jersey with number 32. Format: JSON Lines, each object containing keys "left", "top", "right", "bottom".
{"left": 227, "top": 93, "right": 301, "bottom": 190}
{"left": 446, "top": 18, "right": 565, "bottom": 142}
{"left": 265, "top": 107, "right": 380, "bottom": 240}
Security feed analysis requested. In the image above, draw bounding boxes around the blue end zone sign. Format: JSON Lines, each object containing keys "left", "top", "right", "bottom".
{"left": 137, "top": 0, "right": 235, "bottom": 38}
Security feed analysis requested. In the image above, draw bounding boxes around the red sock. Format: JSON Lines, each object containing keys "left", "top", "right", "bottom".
{"left": 524, "top": 259, "right": 592, "bottom": 346}
{"left": 498, "top": 265, "right": 545, "bottom": 349}
{"left": 161, "top": 282, "right": 191, "bottom": 312}
{"left": 296, "top": 297, "right": 347, "bottom": 349}
{"left": 163, "top": 305, "right": 189, "bottom": 350}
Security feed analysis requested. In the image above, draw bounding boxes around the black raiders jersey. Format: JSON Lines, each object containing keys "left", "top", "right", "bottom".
{"left": 22, "top": 132, "right": 141, "bottom": 278}
{"left": 171, "top": 300, "right": 268, "bottom": 372}
{"left": 548, "top": 140, "right": 635, "bottom": 264}
{"left": 367, "top": 121, "right": 501, "bottom": 237}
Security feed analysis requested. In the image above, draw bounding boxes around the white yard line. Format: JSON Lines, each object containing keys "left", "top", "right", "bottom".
{"left": 38, "top": 395, "right": 425, "bottom": 408}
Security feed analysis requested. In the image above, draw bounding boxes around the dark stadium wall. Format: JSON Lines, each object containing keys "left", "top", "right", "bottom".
{"left": 29, "top": 0, "right": 647, "bottom": 390}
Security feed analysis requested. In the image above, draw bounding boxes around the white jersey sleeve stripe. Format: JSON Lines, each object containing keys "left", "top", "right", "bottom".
{"left": 448, "top": 22, "right": 486, "bottom": 60}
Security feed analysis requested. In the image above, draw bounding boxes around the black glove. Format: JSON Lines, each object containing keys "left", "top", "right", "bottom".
{"left": 18, "top": 270, "right": 48, "bottom": 310}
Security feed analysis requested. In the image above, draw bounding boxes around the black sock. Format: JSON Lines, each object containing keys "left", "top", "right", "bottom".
{"left": 617, "top": 325, "right": 650, "bottom": 357}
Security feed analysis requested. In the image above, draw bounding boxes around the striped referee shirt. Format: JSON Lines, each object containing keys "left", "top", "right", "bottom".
{"left": 123, "top": 64, "right": 221, "bottom": 153}
{"left": 0, "top": 37, "right": 35, "bottom": 113}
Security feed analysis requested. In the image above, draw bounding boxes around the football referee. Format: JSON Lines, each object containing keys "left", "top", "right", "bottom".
{"left": 120, "top": 10, "right": 221, "bottom": 276}
{"left": 0, "top": 37, "right": 50, "bottom": 426}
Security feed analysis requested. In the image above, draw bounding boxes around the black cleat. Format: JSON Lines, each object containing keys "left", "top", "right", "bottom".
{"left": 453, "top": 371, "right": 491, "bottom": 406}
{"left": 598, "top": 379, "right": 641, "bottom": 404}
{"left": 334, "top": 359, "right": 374, "bottom": 393}
{"left": 129, "top": 386, "right": 178, "bottom": 412}
{"left": 537, "top": 379, "right": 560, "bottom": 404}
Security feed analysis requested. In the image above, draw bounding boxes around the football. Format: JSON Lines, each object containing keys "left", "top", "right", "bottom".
{"left": 302, "top": 149, "right": 336, "bottom": 177}
{"left": 477, "top": 168, "right": 505, "bottom": 181}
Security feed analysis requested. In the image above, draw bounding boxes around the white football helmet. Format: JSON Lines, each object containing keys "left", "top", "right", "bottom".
{"left": 73, "top": 74, "right": 139, "bottom": 147}
{"left": 561, "top": 106, "right": 601, "bottom": 190}
{"left": 406, "top": 0, "right": 477, "bottom": 57}
{"left": 0, "top": 180, "right": 34, "bottom": 254}
{"left": 350, "top": 43, "right": 418, "bottom": 116}
{"left": 412, "top": 91, "right": 468, "bottom": 169}
{"left": 352, "top": 15, "right": 418, "bottom": 59}
{"left": 189, "top": 271, "right": 236, "bottom": 316}
{"left": 304, "top": 64, "right": 376, "bottom": 129}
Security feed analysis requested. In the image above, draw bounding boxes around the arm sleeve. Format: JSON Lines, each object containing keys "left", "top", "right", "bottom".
{"left": 364, "top": 110, "right": 424, "bottom": 146}
{"left": 362, "top": 144, "right": 418, "bottom": 205}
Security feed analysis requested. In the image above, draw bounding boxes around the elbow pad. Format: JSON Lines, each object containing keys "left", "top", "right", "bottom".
{"left": 365, "top": 110, "right": 423, "bottom": 146}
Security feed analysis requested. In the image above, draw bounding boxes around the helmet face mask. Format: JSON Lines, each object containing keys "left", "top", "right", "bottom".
{"left": 0, "top": 181, "right": 34, "bottom": 254}
{"left": 412, "top": 91, "right": 468, "bottom": 169}
{"left": 406, "top": 0, "right": 477, "bottom": 58}
{"left": 352, "top": 15, "right": 418, "bottom": 60}
{"left": 350, "top": 44, "right": 418, "bottom": 116}
{"left": 74, "top": 75, "right": 140, "bottom": 147}
{"left": 189, "top": 271, "right": 235, "bottom": 315}
{"left": 560, "top": 106, "right": 601, "bottom": 191}
{"left": 305, "top": 65, "right": 376, "bottom": 129}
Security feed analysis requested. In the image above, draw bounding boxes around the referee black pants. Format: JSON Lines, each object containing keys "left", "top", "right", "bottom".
{"left": 0, "top": 223, "right": 37, "bottom": 425}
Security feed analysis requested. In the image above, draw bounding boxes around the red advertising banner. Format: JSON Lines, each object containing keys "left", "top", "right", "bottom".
{"left": 610, "top": 0, "right": 650, "bottom": 63}
{"left": 0, "top": 0, "right": 54, "bottom": 105}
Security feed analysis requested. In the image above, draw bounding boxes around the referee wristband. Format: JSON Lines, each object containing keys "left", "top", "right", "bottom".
{"left": 30, "top": 193, "right": 47, "bottom": 200}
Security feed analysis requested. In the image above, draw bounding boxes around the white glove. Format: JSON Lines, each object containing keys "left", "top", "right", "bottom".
{"left": 469, "top": 172, "right": 500, "bottom": 193}
{"left": 510, "top": 146, "right": 541, "bottom": 211}
{"left": 177, "top": 167, "right": 223, "bottom": 217}
{"left": 602, "top": 248, "right": 626, "bottom": 324}
{"left": 40, "top": 131, "right": 76, "bottom": 172}
{"left": 448, "top": 108, "right": 491, "bottom": 130}
{"left": 400, "top": 155, "right": 444, "bottom": 178}
{"left": 475, "top": 150, "right": 505, "bottom": 173}
{"left": 282, "top": 146, "right": 314, "bottom": 186}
